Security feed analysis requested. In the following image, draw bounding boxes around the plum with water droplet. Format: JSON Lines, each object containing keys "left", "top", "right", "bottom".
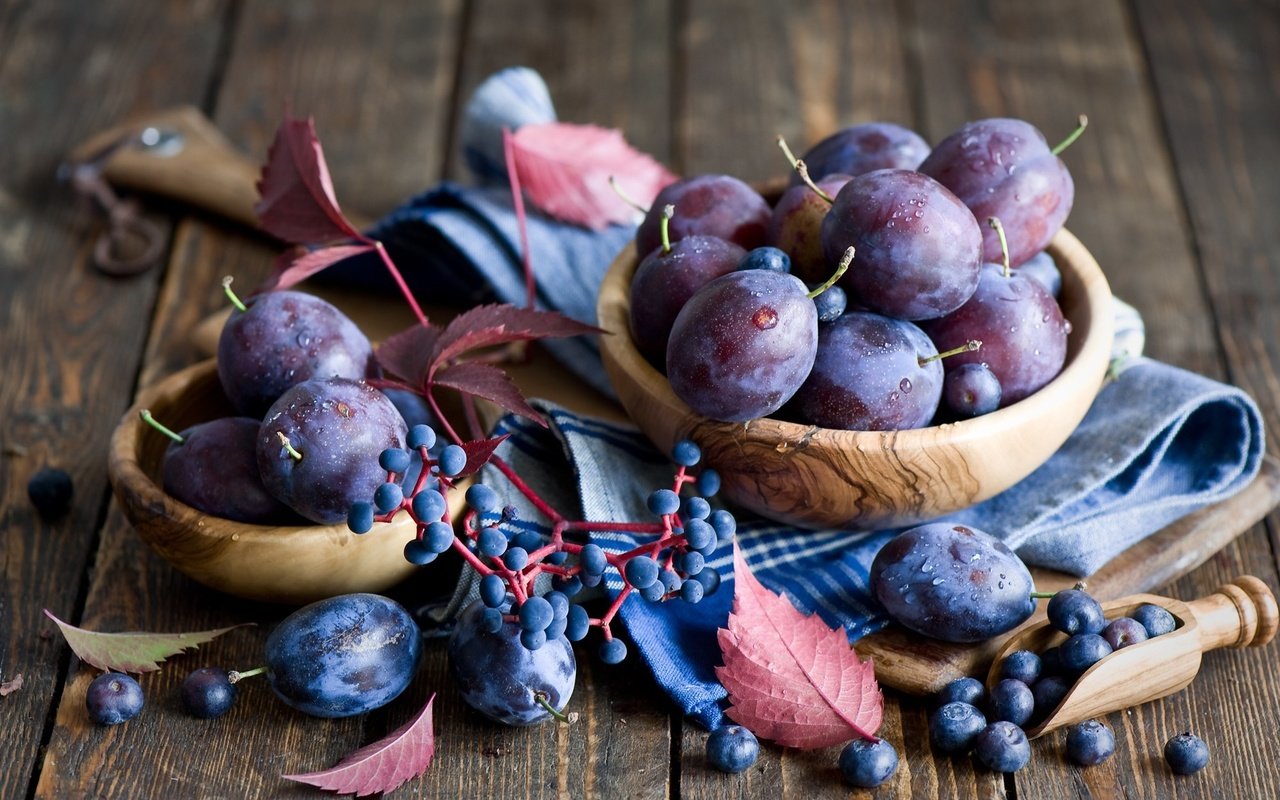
{"left": 870, "top": 522, "right": 1036, "bottom": 643}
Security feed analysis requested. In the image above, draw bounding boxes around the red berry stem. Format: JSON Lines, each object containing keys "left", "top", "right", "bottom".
{"left": 502, "top": 127, "right": 537, "bottom": 311}
{"left": 359, "top": 237, "right": 429, "bottom": 327}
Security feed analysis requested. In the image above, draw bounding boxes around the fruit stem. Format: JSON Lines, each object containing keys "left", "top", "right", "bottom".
{"left": 807, "top": 246, "right": 853, "bottom": 299}
{"left": 988, "top": 217, "right": 1012, "bottom": 278}
{"left": 276, "top": 431, "right": 303, "bottom": 461}
{"left": 368, "top": 240, "right": 430, "bottom": 327}
{"left": 533, "top": 690, "right": 571, "bottom": 723}
{"left": 138, "top": 409, "right": 184, "bottom": 444}
{"left": 608, "top": 175, "right": 649, "bottom": 214}
{"left": 776, "top": 135, "right": 835, "bottom": 204}
{"left": 221, "top": 276, "right": 247, "bottom": 313}
{"left": 1029, "top": 591, "right": 1057, "bottom": 599}
{"left": 502, "top": 127, "right": 537, "bottom": 311}
{"left": 227, "top": 666, "right": 266, "bottom": 683}
{"left": 919, "top": 340, "right": 981, "bottom": 366}
{"left": 1051, "top": 114, "right": 1089, "bottom": 156}
{"left": 659, "top": 204, "right": 675, "bottom": 254}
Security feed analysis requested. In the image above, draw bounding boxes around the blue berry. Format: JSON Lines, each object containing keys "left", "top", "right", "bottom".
{"left": 681, "top": 579, "right": 705, "bottom": 604}
{"left": 511, "top": 530, "right": 543, "bottom": 554}
{"left": 545, "top": 591, "right": 570, "bottom": 621}
{"left": 424, "top": 521, "right": 455, "bottom": 553}
{"left": 1102, "top": 617, "right": 1149, "bottom": 650}
{"left": 181, "top": 667, "right": 235, "bottom": 719}
{"left": 999, "top": 650, "right": 1041, "bottom": 685}
{"left": 625, "top": 556, "right": 660, "bottom": 589}
{"left": 1066, "top": 720, "right": 1115, "bottom": 766}
{"left": 480, "top": 574, "right": 507, "bottom": 608}
{"left": 944, "top": 362, "right": 1003, "bottom": 418}
{"left": 520, "top": 629, "right": 547, "bottom": 650}
{"left": 676, "top": 550, "right": 705, "bottom": 576}
{"left": 974, "top": 721, "right": 1031, "bottom": 773}
{"left": 839, "top": 737, "right": 898, "bottom": 788}
{"left": 1039, "top": 645, "right": 1064, "bottom": 677}
{"left": 545, "top": 616, "right": 568, "bottom": 641}
{"left": 580, "top": 543, "right": 608, "bottom": 576}
{"left": 1060, "top": 633, "right": 1112, "bottom": 675}
{"left": 580, "top": 572, "right": 603, "bottom": 589}
{"left": 935, "top": 676, "right": 985, "bottom": 709}
{"left": 672, "top": 439, "right": 701, "bottom": 466}
{"left": 1133, "top": 603, "right": 1177, "bottom": 637}
{"left": 813, "top": 284, "right": 847, "bottom": 323}
{"left": 379, "top": 447, "right": 412, "bottom": 474}
{"left": 1030, "top": 675, "right": 1070, "bottom": 719}
{"left": 347, "top": 501, "right": 375, "bottom": 534}
{"left": 565, "top": 605, "right": 590, "bottom": 642}
{"left": 519, "top": 596, "right": 554, "bottom": 632}
{"left": 27, "top": 466, "right": 73, "bottom": 517}
{"left": 647, "top": 488, "right": 681, "bottom": 516}
{"left": 407, "top": 424, "right": 437, "bottom": 450}
{"left": 989, "top": 679, "right": 1034, "bottom": 727}
{"left": 697, "top": 468, "right": 721, "bottom": 497}
{"left": 503, "top": 547, "right": 529, "bottom": 571}
{"left": 683, "top": 519, "right": 716, "bottom": 553}
{"left": 438, "top": 444, "right": 467, "bottom": 477}
{"left": 599, "top": 638, "right": 627, "bottom": 664}
{"left": 738, "top": 245, "right": 791, "bottom": 274}
{"left": 706, "top": 725, "right": 760, "bottom": 773}
{"left": 1164, "top": 732, "right": 1209, "bottom": 775}
{"left": 374, "top": 482, "right": 404, "bottom": 514}
{"left": 465, "top": 483, "right": 499, "bottom": 513}
{"left": 86, "top": 672, "right": 144, "bottom": 726}
{"left": 929, "top": 701, "right": 987, "bottom": 754}
{"left": 659, "top": 568, "right": 682, "bottom": 593}
{"left": 404, "top": 539, "right": 437, "bottom": 565}
{"left": 639, "top": 580, "right": 667, "bottom": 602}
{"left": 411, "top": 489, "right": 446, "bottom": 522}
{"left": 709, "top": 508, "right": 736, "bottom": 540}
{"left": 553, "top": 575, "right": 583, "bottom": 599}
{"left": 682, "top": 495, "right": 711, "bottom": 520}
{"left": 1047, "top": 589, "right": 1106, "bottom": 636}
{"left": 477, "top": 526, "right": 507, "bottom": 558}
{"left": 695, "top": 567, "right": 722, "bottom": 596}
{"left": 480, "top": 607, "right": 504, "bottom": 633}
{"left": 546, "top": 550, "right": 569, "bottom": 566}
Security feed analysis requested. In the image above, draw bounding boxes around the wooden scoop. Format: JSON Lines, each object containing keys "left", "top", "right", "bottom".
{"left": 987, "top": 575, "right": 1278, "bottom": 738}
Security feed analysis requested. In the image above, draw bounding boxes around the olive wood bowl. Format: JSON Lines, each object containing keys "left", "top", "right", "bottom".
{"left": 597, "top": 227, "right": 1115, "bottom": 530}
{"left": 107, "top": 359, "right": 420, "bottom": 605}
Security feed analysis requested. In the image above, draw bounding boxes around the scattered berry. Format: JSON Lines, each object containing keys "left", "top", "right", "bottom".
{"left": 1030, "top": 675, "right": 1070, "bottom": 719}
{"left": 85, "top": 672, "right": 144, "bottom": 726}
{"left": 1066, "top": 720, "right": 1115, "bottom": 766}
{"left": 28, "top": 467, "right": 73, "bottom": 517}
{"left": 181, "top": 667, "right": 236, "bottom": 719}
{"left": 671, "top": 439, "right": 701, "bottom": 466}
{"left": 935, "top": 676, "right": 985, "bottom": 709}
{"left": 738, "top": 245, "right": 791, "bottom": 273}
{"left": 929, "top": 701, "right": 987, "bottom": 755}
{"left": 438, "top": 444, "right": 467, "bottom": 477}
{"left": 706, "top": 725, "right": 760, "bottom": 773}
{"left": 989, "top": 678, "right": 1034, "bottom": 727}
{"left": 1164, "top": 732, "right": 1210, "bottom": 775}
{"left": 1133, "top": 603, "right": 1177, "bottom": 637}
{"left": 1060, "top": 633, "right": 1113, "bottom": 675}
{"left": 1101, "top": 617, "right": 1149, "bottom": 650}
{"left": 1046, "top": 588, "right": 1105, "bottom": 636}
{"left": 974, "top": 721, "right": 1031, "bottom": 773}
{"left": 999, "top": 650, "right": 1042, "bottom": 685}
{"left": 839, "top": 737, "right": 898, "bottom": 788}
{"left": 599, "top": 638, "right": 628, "bottom": 665}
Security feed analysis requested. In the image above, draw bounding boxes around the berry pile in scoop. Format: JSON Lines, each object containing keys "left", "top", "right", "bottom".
{"left": 629, "top": 118, "right": 1085, "bottom": 427}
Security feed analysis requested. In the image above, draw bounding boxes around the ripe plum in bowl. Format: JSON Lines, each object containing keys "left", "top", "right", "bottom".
{"left": 597, "top": 227, "right": 1114, "bottom": 530}
{"left": 108, "top": 359, "right": 421, "bottom": 604}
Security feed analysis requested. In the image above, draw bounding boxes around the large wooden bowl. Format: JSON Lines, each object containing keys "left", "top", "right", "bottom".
{"left": 107, "top": 359, "right": 420, "bottom": 605}
{"left": 598, "top": 228, "right": 1115, "bottom": 530}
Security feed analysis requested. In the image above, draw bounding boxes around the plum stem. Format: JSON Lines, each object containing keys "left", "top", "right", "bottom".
{"left": 920, "top": 339, "right": 981, "bottom": 366}
{"left": 660, "top": 204, "right": 675, "bottom": 253}
{"left": 221, "top": 276, "right": 247, "bottom": 313}
{"left": 608, "top": 175, "right": 649, "bottom": 214}
{"left": 276, "top": 431, "right": 303, "bottom": 461}
{"left": 807, "top": 246, "right": 853, "bottom": 299}
{"left": 138, "top": 409, "right": 184, "bottom": 445}
{"left": 533, "top": 690, "right": 571, "bottom": 723}
{"left": 988, "top": 217, "right": 1012, "bottom": 278}
{"left": 227, "top": 666, "right": 266, "bottom": 683}
{"left": 1029, "top": 591, "right": 1057, "bottom": 599}
{"left": 1051, "top": 114, "right": 1089, "bottom": 156}
{"left": 776, "top": 135, "right": 835, "bottom": 204}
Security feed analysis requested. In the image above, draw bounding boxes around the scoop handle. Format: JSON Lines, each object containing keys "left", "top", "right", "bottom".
{"left": 1185, "top": 575, "right": 1278, "bottom": 650}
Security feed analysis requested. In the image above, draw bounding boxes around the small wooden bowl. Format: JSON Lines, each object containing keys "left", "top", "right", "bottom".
{"left": 598, "top": 228, "right": 1115, "bottom": 530}
{"left": 107, "top": 359, "right": 420, "bottom": 605}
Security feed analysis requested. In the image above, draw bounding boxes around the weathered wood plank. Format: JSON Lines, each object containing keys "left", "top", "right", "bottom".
{"left": 0, "top": 2, "right": 229, "bottom": 798}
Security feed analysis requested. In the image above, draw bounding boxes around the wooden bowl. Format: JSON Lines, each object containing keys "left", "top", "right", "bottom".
{"left": 107, "top": 359, "right": 420, "bottom": 605}
{"left": 597, "top": 228, "right": 1115, "bottom": 530}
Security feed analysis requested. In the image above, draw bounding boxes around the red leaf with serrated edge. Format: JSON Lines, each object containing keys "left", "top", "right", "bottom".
{"left": 283, "top": 693, "right": 436, "bottom": 797}
{"left": 255, "top": 113, "right": 363, "bottom": 245}
{"left": 509, "top": 122, "right": 678, "bottom": 230}
{"left": 44, "top": 610, "right": 250, "bottom": 674}
{"left": 456, "top": 434, "right": 510, "bottom": 477}
{"left": 714, "top": 544, "right": 883, "bottom": 749}
{"left": 430, "top": 304, "right": 602, "bottom": 370}
{"left": 434, "top": 362, "right": 543, "bottom": 425}
{"left": 269, "top": 243, "right": 377, "bottom": 290}
{"left": 376, "top": 324, "right": 442, "bottom": 389}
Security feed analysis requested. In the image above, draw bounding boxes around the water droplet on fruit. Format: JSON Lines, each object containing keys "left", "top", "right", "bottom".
{"left": 1064, "top": 320, "right": 1074, "bottom": 334}
{"left": 1042, "top": 314, "right": 1051, "bottom": 323}
{"left": 998, "top": 580, "right": 1006, "bottom": 589}
{"left": 921, "top": 560, "right": 935, "bottom": 573}
{"left": 931, "top": 577, "right": 945, "bottom": 586}
{"left": 751, "top": 306, "right": 778, "bottom": 330}
{"left": 1009, "top": 326, "right": 1018, "bottom": 333}
{"left": 900, "top": 378, "right": 912, "bottom": 393}
{"left": 889, "top": 392, "right": 899, "bottom": 403}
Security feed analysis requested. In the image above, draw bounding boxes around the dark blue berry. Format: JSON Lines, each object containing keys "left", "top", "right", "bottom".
{"left": 929, "top": 701, "right": 987, "bottom": 754}
{"left": 553, "top": 575, "right": 583, "bottom": 599}
{"left": 659, "top": 568, "right": 682, "bottom": 593}
{"left": 1030, "top": 675, "right": 1069, "bottom": 718}
{"left": 412, "top": 489, "right": 446, "bottom": 522}
{"left": 639, "top": 580, "right": 667, "bottom": 602}
{"left": 647, "top": 488, "right": 680, "bottom": 516}
{"left": 1133, "top": 603, "right": 1177, "bottom": 638}
{"left": 520, "top": 629, "right": 547, "bottom": 650}
{"left": 480, "top": 607, "right": 504, "bottom": 633}
{"left": 407, "top": 424, "right": 437, "bottom": 450}
{"left": 27, "top": 466, "right": 73, "bottom": 517}
{"left": 480, "top": 574, "right": 507, "bottom": 608}
{"left": 672, "top": 439, "right": 701, "bottom": 466}
{"left": 989, "top": 679, "right": 1034, "bottom": 727}
{"left": 181, "top": 667, "right": 236, "bottom": 719}
{"left": 374, "top": 482, "right": 404, "bottom": 514}
{"left": 465, "top": 483, "right": 499, "bottom": 513}
{"left": 477, "top": 526, "right": 507, "bottom": 558}
{"left": 1039, "top": 645, "right": 1064, "bottom": 677}
{"left": 839, "top": 737, "right": 898, "bottom": 788}
{"left": 503, "top": 547, "right": 529, "bottom": 571}
{"left": 974, "top": 721, "right": 1031, "bottom": 773}
{"left": 86, "top": 672, "right": 143, "bottom": 726}
{"left": 738, "top": 245, "right": 791, "bottom": 274}
{"left": 1164, "top": 732, "right": 1209, "bottom": 775}
{"left": 545, "top": 616, "right": 568, "bottom": 641}
{"left": 438, "top": 444, "right": 467, "bottom": 477}
{"left": 546, "top": 550, "right": 569, "bottom": 566}
{"left": 347, "top": 501, "right": 375, "bottom": 534}
{"left": 424, "top": 521, "right": 455, "bottom": 553}
{"left": 709, "top": 508, "right": 736, "bottom": 540}
{"left": 1047, "top": 589, "right": 1106, "bottom": 636}
{"left": 682, "top": 495, "right": 711, "bottom": 520}
{"left": 677, "top": 550, "right": 705, "bottom": 576}
{"left": 511, "top": 530, "right": 543, "bottom": 554}
{"left": 945, "top": 362, "right": 1002, "bottom": 417}
{"left": 999, "top": 650, "right": 1041, "bottom": 685}
{"left": 706, "top": 725, "right": 760, "bottom": 773}
{"left": 1066, "top": 720, "right": 1115, "bottom": 766}
{"left": 813, "top": 284, "right": 847, "bottom": 323}
{"left": 599, "top": 638, "right": 627, "bottom": 664}
{"left": 697, "top": 468, "right": 721, "bottom": 497}
{"left": 1060, "top": 633, "right": 1112, "bottom": 675}
{"left": 624, "top": 555, "right": 660, "bottom": 589}
{"left": 580, "top": 572, "right": 603, "bottom": 589}
{"left": 1102, "top": 617, "right": 1149, "bottom": 650}
{"left": 580, "top": 543, "right": 608, "bottom": 576}
{"left": 695, "top": 567, "right": 721, "bottom": 596}
{"left": 404, "top": 539, "right": 436, "bottom": 565}
{"left": 379, "top": 447, "right": 412, "bottom": 474}
{"left": 565, "top": 605, "right": 590, "bottom": 641}
{"left": 683, "top": 519, "right": 716, "bottom": 553}
{"left": 545, "top": 591, "right": 570, "bottom": 621}
{"left": 681, "top": 580, "right": 705, "bottom": 604}
{"left": 935, "top": 676, "right": 985, "bottom": 709}
{"left": 519, "top": 596, "right": 554, "bottom": 632}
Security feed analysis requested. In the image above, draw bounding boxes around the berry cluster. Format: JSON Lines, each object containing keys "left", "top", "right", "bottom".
{"left": 348, "top": 428, "right": 735, "bottom": 664}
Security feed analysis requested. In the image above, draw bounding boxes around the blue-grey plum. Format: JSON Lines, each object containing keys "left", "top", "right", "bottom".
{"left": 265, "top": 593, "right": 421, "bottom": 718}
{"left": 870, "top": 523, "right": 1036, "bottom": 643}
{"left": 448, "top": 598, "right": 576, "bottom": 726}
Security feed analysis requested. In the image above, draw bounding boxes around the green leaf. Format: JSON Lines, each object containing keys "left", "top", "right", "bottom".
{"left": 44, "top": 609, "right": 251, "bottom": 674}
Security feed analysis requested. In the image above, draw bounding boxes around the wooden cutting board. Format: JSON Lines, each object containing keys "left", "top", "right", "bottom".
{"left": 78, "top": 107, "right": 1280, "bottom": 697}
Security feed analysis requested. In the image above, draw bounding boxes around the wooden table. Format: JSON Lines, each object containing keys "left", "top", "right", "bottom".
{"left": 4, "top": 1, "right": 1279, "bottom": 797}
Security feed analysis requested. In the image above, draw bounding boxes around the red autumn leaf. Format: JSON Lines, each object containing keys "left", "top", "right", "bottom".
{"left": 376, "top": 324, "right": 442, "bottom": 389}
{"left": 508, "top": 121, "right": 678, "bottom": 229}
{"left": 456, "top": 433, "right": 511, "bottom": 477}
{"left": 434, "top": 361, "right": 542, "bottom": 424}
{"left": 430, "top": 304, "right": 602, "bottom": 369}
{"left": 269, "top": 243, "right": 378, "bottom": 290}
{"left": 255, "top": 112, "right": 363, "bottom": 245}
{"left": 44, "top": 609, "right": 250, "bottom": 674}
{"left": 715, "top": 544, "right": 883, "bottom": 749}
{"left": 283, "top": 693, "right": 436, "bottom": 797}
